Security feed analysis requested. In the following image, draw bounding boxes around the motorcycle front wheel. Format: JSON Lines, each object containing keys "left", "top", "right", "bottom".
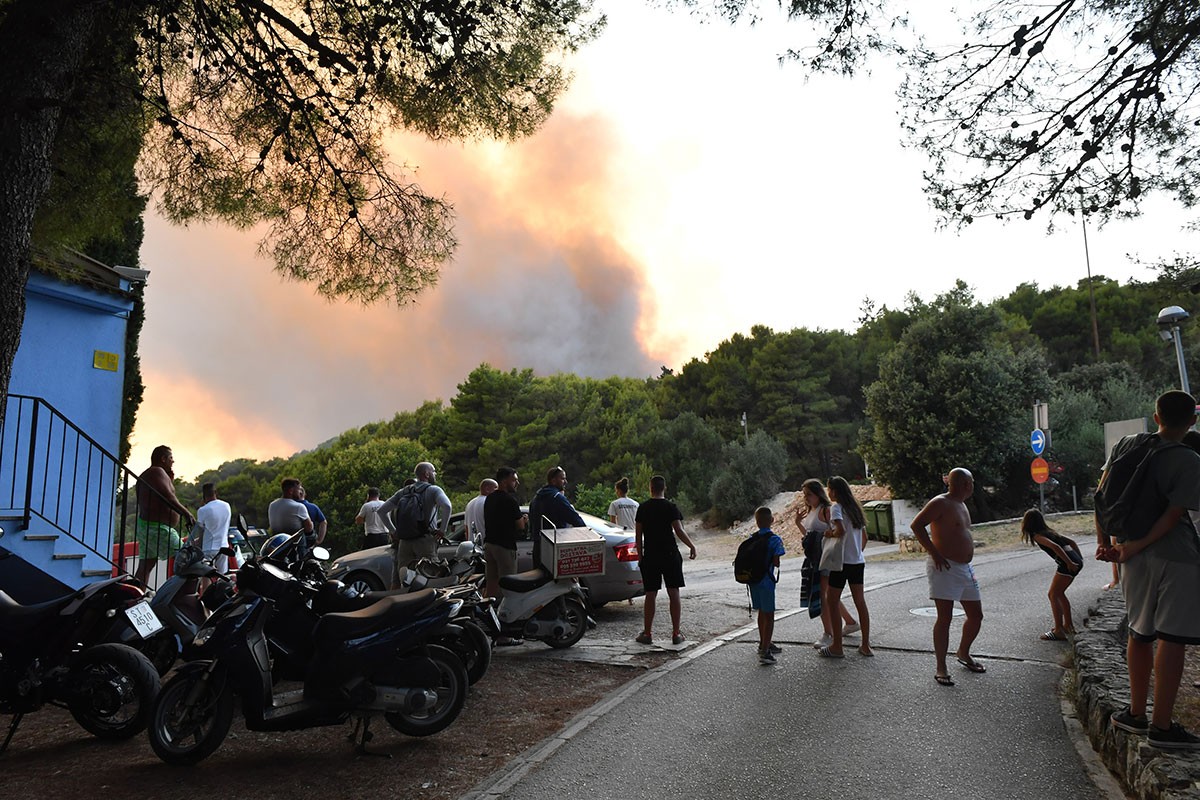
{"left": 68, "top": 643, "right": 161, "bottom": 739}
{"left": 147, "top": 670, "right": 234, "bottom": 765}
{"left": 385, "top": 644, "right": 468, "bottom": 737}
{"left": 542, "top": 596, "right": 588, "bottom": 649}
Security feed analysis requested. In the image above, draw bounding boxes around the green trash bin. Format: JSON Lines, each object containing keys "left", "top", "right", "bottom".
{"left": 863, "top": 500, "right": 894, "bottom": 543}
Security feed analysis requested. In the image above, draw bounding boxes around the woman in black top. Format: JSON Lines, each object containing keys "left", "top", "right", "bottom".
{"left": 1021, "top": 508, "right": 1083, "bottom": 641}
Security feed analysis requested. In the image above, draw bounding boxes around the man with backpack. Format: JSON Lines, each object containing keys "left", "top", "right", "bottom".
{"left": 380, "top": 462, "right": 453, "bottom": 588}
{"left": 1099, "top": 390, "right": 1200, "bottom": 750}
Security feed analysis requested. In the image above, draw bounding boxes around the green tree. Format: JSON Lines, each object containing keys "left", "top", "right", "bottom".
{"left": 0, "top": 0, "right": 603, "bottom": 420}
{"left": 708, "top": 430, "right": 789, "bottom": 524}
{"left": 860, "top": 284, "right": 1052, "bottom": 508}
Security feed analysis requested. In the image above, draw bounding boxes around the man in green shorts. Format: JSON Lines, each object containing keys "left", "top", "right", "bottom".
{"left": 133, "top": 445, "right": 194, "bottom": 585}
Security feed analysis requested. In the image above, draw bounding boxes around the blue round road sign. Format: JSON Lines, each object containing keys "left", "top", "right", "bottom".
{"left": 1031, "top": 429, "right": 1046, "bottom": 455}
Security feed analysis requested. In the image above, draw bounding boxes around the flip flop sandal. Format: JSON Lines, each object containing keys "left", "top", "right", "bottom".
{"left": 1040, "top": 631, "right": 1065, "bottom": 641}
{"left": 858, "top": 646, "right": 875, "bottom": 657}
{"left": 935, "top": 674, "right": 955, "bottom": 687}
{"left": 817, "top": 646, "right": 845, "bottom": 659}
{"left": 956, "top": 656, "right": 986, "bottom": 673}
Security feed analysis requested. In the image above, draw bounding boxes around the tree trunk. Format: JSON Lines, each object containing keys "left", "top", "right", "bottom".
{"left": 0, "top": 0, "right": 107, "bottom": 419}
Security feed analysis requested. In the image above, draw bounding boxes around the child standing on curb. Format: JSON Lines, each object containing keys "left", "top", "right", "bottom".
{"left": 750, "top": 506, "right": 786, "bottom": 665}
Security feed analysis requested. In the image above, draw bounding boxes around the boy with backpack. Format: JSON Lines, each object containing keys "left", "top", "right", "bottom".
{"left": 1098, "top": 390, "right": 1200, "bottom": 749}
{"left": 739, "top": 506, "right": 785, "bottom": 665}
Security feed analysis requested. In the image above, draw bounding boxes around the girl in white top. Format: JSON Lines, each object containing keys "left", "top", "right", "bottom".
{"left": 824, "top": 476, "right": 873, "bottom": 658}
{"left": 795, "top": 478, "right": 858, "bottom": 650}
{"left": 607, "top": 477, "right": 639, "bottom": 530}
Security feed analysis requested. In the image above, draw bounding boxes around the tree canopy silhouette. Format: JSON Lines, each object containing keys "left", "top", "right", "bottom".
{"left": 684, "top": 0, "right": 1200, "bottom": 226}
{"left": 0, "top": 0, "right": 602, "bottom": 413}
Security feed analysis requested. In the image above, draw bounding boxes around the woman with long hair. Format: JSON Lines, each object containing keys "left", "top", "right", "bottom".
{"left": 820, "top": 476, "right": 873, "bottom": 658}
{"left": 795, "top": 478, "right": 858, "bottom": 650}
{"left": 1020, "top": 508, "right": 1082, "bottom": 640}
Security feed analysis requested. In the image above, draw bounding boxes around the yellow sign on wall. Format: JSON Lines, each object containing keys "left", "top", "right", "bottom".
{"left": 93, "top": 350, "right": 119, "bottom": 372}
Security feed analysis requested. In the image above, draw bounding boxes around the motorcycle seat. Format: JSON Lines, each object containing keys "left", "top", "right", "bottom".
{"left": 498, "top": 567, "right": 553, "bottom": 593}
{"left": 312, "top": 589, "right": 440, "bottom": 646}
{"left": 0, "top": 589, "right": 78, "bottom": 632}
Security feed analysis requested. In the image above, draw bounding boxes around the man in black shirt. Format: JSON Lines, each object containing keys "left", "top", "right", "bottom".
{"left": 635, "top": 475, "right": 697, "bottom": 646}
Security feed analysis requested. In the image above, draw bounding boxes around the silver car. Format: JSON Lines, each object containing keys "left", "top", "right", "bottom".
{"left": 327, "top": 509, "right": 643, "bottom": 607}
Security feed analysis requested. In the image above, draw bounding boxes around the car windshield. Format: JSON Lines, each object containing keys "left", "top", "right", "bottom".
{"left": 578, "top": 511, "right": 621, "bottom": 532}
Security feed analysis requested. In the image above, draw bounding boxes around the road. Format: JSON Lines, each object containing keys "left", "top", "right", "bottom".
{"left": 476, "top": 541, "right": 1123, "bottom": 800}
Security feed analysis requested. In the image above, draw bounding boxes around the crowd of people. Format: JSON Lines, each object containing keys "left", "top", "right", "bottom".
{"left": 126, "top": 389, "right": 1200, "bottom": 750}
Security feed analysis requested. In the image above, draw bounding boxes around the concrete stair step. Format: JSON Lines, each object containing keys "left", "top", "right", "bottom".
{"left": 80, "top": 569, "right": 112, "bottom": 577}
{"left": 23, "top": 534, "right": 58, "bottom": 541}
{"left": 52, "top": 553, "right": 85, "bottom": 561}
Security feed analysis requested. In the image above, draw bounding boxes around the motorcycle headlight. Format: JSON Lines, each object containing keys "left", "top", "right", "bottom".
{"left": 193, "top": 625, "right": 216, "bottom": 647}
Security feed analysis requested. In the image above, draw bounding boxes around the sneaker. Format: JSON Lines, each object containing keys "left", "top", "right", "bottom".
{"left": 768, "top": 643, "right": 782, "bottom": 654}
{"left": 635, "top": 632, "right": 653, "bottom": 645}
{"left": 1148, "top": 723, "right": 1200, "bottom": 750}
{"left": 758, "top": 650, "right": 777, "bottom": 665}
{"left": 812, "top": 634, "right": 833, "bottom": 649}
{"left": 1111, "top": 706, "right": 1149, "bottom": 735}
{"left": 671, "top": 633, "right": 686, "bottom": 645}
{"left": 842, "top": 622, "right": 861, "bottom": 636}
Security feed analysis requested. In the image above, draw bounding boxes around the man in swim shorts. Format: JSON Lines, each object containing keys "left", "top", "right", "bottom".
{"left": 910, "top": 467, "right": 984, "bottom": 686}
{"left": 133, "top": 445, "right": 195, "bottom": 586}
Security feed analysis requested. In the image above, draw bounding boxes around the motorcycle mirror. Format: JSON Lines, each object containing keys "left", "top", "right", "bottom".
{"left": 237, "top": 514, "right": 249, "bottom": 534}
{"left": 311, "top": 546, "right": 330, "bottom": 561}
{"left": 0, "top": 525, "right": 5, "bottom": 540}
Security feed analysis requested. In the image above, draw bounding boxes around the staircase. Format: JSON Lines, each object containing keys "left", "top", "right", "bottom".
{"left": 0, "top": 394, "right": 140, "bottom": 591}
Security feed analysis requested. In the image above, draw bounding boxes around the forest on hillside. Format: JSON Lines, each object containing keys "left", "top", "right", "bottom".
{"left": 176, "top": 270, "right": 1198, "bottom": 556}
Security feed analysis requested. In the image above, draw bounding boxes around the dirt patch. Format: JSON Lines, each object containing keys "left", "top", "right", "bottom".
{"left": 0, "top": 658, "right": 642, "bottom": 799}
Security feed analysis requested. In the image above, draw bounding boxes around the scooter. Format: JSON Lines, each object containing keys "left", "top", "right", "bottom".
{"left": 147, "top": 532, "right": 470, "bottom": 764}
{"left": 0, "top": 528, "right": 162, "bottom": 753}
{"left": 137, "top": 547, "right": 235, "bottom": 674}
{"left": 400, "top": 537, "right": 591, "bottom": 649}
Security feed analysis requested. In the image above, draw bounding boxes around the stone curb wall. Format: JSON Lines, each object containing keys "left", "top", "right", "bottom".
{"left": 1073, "top": 591, "right": 1200, "bottom": 798}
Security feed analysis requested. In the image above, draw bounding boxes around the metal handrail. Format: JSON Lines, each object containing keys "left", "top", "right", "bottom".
{"left": 0, "top": 394, "right": 184, "bottom": 584}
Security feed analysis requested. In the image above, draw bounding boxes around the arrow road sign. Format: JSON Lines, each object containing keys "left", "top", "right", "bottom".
{"left": 1031, "top": 429, "right": 1046, "bottom": 456}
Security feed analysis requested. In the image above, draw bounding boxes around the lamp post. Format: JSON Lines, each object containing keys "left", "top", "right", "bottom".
{"left": 1157, "top": 305, "right": 1191, "bottom": 395}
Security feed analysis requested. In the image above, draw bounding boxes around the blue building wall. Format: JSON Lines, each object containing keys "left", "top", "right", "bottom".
{"left": 0, "top": 268, "right": 136, "bottom": 590}
{"left": 12, "top": 270, "right": 132, "bottom": 454}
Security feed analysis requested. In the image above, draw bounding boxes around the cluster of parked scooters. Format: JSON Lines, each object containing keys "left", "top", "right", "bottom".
{"left": 0, "top": 524, "right": 595, "bottom": 763}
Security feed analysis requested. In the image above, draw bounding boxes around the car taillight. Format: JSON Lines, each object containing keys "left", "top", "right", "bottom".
{"left": 613, "top": 542, "right": 639, "bottom": 562}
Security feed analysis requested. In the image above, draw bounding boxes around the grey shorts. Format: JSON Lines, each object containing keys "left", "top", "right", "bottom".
{"left": 1122, "top": 554, "right": 1200, "bottom": 644}
{"left": 484, "top": 543, "right": 519, "bottom": 596}
{"left": 927, "top": 558, "right": 981, "bottom": 603}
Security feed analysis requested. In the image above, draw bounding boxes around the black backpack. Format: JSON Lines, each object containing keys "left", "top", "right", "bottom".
{"left": 733, "top": 532, "right": 776, "bottom": 585}
{"left": 392, "top": 483, "right": 432, "bottom": 540}
{"left": 1095, "top": 433, "right": 1187, "bottom": 541}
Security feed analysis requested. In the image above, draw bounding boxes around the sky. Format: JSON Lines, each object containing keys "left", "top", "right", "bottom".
{"left": 128, "top": 4, "right": 1198, "bottom": 480}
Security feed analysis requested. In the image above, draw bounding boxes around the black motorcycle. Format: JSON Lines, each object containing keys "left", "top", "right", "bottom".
{"left": 0, "top": 532, "right": 161, "bottom": 752}
{"left": 147, "top": 533, "right": 470, "bottom": 764}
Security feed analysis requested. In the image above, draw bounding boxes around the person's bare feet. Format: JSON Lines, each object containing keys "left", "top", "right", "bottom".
{"left": 858, "top": 645, "right": 875, "bottom": 657}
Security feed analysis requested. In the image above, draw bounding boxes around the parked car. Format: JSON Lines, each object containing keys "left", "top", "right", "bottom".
{"left": 327, "top": 508, "right": 643, "bottom": 606}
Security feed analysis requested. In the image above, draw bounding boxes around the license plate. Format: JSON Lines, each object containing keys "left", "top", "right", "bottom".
{"left": 125, "top": 601, "right": 164, "bottom": 639}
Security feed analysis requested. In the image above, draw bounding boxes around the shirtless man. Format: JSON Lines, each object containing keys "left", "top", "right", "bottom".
{"left": 910, "top": 467, "right": 984, "bottom": 686}
{"left": 134, "top": 445, "right": 195, "bottom": 585}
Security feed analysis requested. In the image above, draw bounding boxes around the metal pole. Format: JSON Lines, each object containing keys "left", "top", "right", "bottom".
{"left": 1172, "top": 325, "right": 1191, "bottom": 394}
{"left": 1080, "top": 204, "right": 1101, "bottom": 357}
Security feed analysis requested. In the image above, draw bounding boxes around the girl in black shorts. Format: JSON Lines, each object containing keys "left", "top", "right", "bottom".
{"left": 1021, "top": 509, "right": 1083, "bottom": 641}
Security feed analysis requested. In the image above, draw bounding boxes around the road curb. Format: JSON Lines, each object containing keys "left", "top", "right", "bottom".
{"left": 1071, "top": 590, "right": 1200, "bottom": 799}
{"left": 459, "top": 606, "right": 811, "bottom": 800}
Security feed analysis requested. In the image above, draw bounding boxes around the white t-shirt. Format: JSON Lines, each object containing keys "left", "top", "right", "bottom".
{"left": 832, "top": 503, "right": 865, "bottom": 565}
{"left": 196, "top": 498, "right": 232, "bottom": 553}
{"left": 358, "top": 499, "right": 388, "bottom": 534}
{"left": 607, "top": 496, "right": 639, "bottom": 529}
{"left": 464, "top": 494, "right": 488, "bottom": 537}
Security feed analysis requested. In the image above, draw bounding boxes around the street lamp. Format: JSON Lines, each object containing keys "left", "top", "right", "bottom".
{"left": 1157, "top": 305, "right": 1191, "bottom": 395}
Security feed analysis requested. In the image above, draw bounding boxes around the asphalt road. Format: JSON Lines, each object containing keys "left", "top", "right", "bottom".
{"left": 480, "top": 542, "right": 1120, "bottom": 800}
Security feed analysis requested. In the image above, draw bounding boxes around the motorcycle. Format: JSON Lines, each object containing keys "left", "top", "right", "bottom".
{"left": 137, "top": 546, "right": 236, "bottom": 674}
{"left": 0, "top": 528, "right": 162, "bottom": 753}
{"left": 401, "top": 538, "right": 591, "bottom": 650}
{"left": 147, "top": 532, "right": 470, "bottom": 764}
